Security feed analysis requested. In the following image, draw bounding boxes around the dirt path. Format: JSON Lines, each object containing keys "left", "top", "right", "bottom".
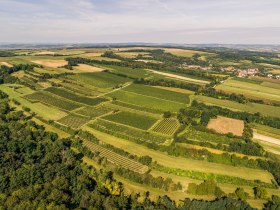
{"left": 253, "top": 132, "right": 280, "bottom": 146}
{"left": 146, "top": 69, "right": 209, "bottom": 85}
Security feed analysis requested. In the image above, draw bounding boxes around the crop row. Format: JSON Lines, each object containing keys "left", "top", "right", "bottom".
{"left": 152, "top": 118, "right": 180, "bottom": 135}
{"left": 57, "top": 114, "right": 90, "bottom": 129}
{"left": 24, "top": 91, "right": 81, "bottom": 111}
{"left": 45, "top": 87, "right": 108, "bottom": 106}
{"left": 102, "top": 111, "right": 158, "bottom": 130}
{"left": 83, "top": 140, "right": 149, "bottom": 174}
{"left": 76, "top": 105, "right": 114, "bottom": 118}
{"left": 89, "top": 119, "right": 167, "bottom": 145}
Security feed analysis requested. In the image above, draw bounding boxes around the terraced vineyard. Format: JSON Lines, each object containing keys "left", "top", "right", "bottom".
{"left": 102, "top": 111, "right": 158, "bottom": 130}
{"left": 152, "top": 118, "right": 180, "bottom": 135}
{"left": 45, "top": 87, "right": 108, "bottom": 106}
{"left": 83, "top": 140, "right": 149, "bottom": 174}
{"left": 57, "top": 114, "right": 90, "bottom": 128}
{"left": 89, "top": 118, "right": 167, "bottom": 145}
{"left": 24, "top": 91, "right": 81, "bottom": 111}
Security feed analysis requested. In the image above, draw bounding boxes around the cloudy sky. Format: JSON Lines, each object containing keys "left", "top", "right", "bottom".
{"left": 0, "top": 0, "right": 280, "bottom": 44}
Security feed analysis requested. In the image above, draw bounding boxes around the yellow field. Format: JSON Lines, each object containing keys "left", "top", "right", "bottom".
{"left": 0, "top": 61, "right": 13, "bottom": 67}
{"left": 164, "top": 48, "right": 212, "bottom": 57}
{"left": 74, "top": 64, "right": 104, "bottom": 72}
{"left": 216, "top": 79, "right": 280, "bottom": 103}
{"left": 31, "top": 59, "right": 68, "bottom": 68}
{"left": 207, "top": 116, "right": 244, "bottom": 136}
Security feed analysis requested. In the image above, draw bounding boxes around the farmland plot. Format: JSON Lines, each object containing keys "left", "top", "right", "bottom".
{"left": 152, "top": 118, "right": 180, "bottom": 135}
{"left": 123, "top": 84, "right": 190, "bottom": 104}
{"left": 57, "top": 114, "right": 90, "bottom": 128}
{"left": 89, "top": 119, "right": 167, "bottom": 145}
{"left": 207, "top": 116, "right": 244, "bottom": 136}
{"left": 68, "top": 72, "right": 131, "bottom": 89}
{"left": 76, "top": 105, "right": 114, "bottom": 118}
{"left": 45, "top": 87, "right": 108, "bottom": 106}
{"left": 83, "top": 140, "right": 149, "bottom": 174}
{"left": 24, "top": 91, "right": 81, "bottom": 111}
{"left": 102, "top": 111, "right": 158, "bottom": 130}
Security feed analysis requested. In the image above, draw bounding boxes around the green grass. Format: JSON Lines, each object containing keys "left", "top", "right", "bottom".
{"left": 0, "top": 84, "right": 67, "bottom": 120}
{"left": 107, "top": 90, "right": 187, "bottom": 112}
{"left": 102, "top": 111, "right": 158, "bottom": 130}
{"left": 216, "top": 79, "right": 280, "bottom": 103}
{"left": 123, "top": 84, "right": 190, "bottom": 104}
{"left": 68, "top": 72, "right": 131, "bottom": 89}
{"left": 57, "top": 114, "right": 90, "bottom": 129}
{"left": 45, "top": 87, "right": 108, "bottom": 106}
{"left": 25, "top": 91, "right": 81, "bottom": 111}
{"left": 194, "top": 95, "right": 280, "bottom": 118}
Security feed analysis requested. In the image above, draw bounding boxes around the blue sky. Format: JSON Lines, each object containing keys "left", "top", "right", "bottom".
{"left": 0, "top": 0, "right": 280, "bottom": 44}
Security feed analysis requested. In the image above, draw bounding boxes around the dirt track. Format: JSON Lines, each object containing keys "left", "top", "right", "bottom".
{"left": 146, "top": 69, "right": 209, "bottom": 85}
{"left": 253, "top": 132, "right": 280, "bottom": 146}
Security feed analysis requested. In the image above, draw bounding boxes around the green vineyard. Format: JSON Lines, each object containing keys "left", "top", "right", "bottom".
{"left": 45, "top": 87, "right": 108, "bottom": 106}
{"left": 102, "top": 111, "right": 158, "bottom": 130}
{"left": 76, "top": 105, "right": 114, "bottom": 118}
{"left": 83, "top": 140, "right": 149, "bottom": 174}
{"left": 57, "top": 114, "right": 90, "bottom": 128}
{"left": 89, "top": 119, "right": 167, "bottom": 145}
{"left": 24, "top": 91, "right": 81, "bottom": 111}
{"left": 152, "top": 118, "right": 180, "bottom": 135}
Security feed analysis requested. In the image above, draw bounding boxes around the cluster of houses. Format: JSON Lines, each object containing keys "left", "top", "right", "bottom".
{"left": 236, "top": 68, "right": 259, "bottom": 77}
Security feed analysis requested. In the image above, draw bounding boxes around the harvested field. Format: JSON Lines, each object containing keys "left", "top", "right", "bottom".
{"left": 31, "top": 59, "right": 68, "bottom": 68}
{"left": 207, "top": 116, "right": 244, "bottom": 136}
{"left": 0, "top": 62, "right": 13, "bottom": 67}
{"left": 164, "top": 48, "right": 212, "bottom": 57}
{"left": 33, "top": 51, "right": 55, "bottom": 55}
{"left": 74, "top": 64, "right": 104, "bottom": 72}
{"left": 147, "top": 69, "right": 209, "bottom": 85}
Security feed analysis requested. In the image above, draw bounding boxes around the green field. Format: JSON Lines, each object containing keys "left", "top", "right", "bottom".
{"left": 57, "top": 113, "right": 90, "bottom": 128}
{"left": 45, "top": 87, "right": 108, "bottom": 106}
{"left": 216, "top": 78, "right": 280, "bottom": 103}
{"left": 75, "top": 105, "right": 113, "bottom": 118}
{"left": 68, "top": 72, "right": 131, "bottom": 88}
{"left": 194, "top": 95, "right": 280, "bottom": 118}
{"left": 107, "top": 90, "right": 187, "bottom": 112}
{"left": 123, "top": 84, "right": 190, "bottom": 104}
{"left": 25, "top": 91, "right": 81, "bottom": 111}
{"left": 89, "top": 118, "right": 167, "bottom": 144}
{"left": 0, "top": 84, "right": 67, "bottom": 120}
{"left": 102, "top": 111, "right": 158, "bottom": 130}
